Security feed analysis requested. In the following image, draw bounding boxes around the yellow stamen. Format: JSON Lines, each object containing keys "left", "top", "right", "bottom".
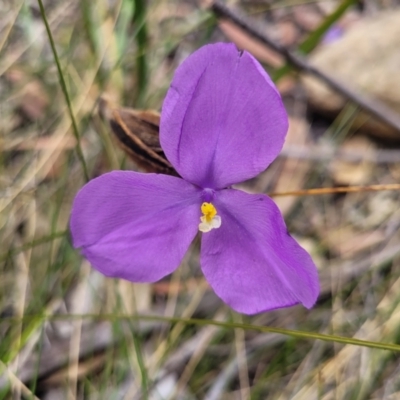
{"left": 199, "top": 202, "right": 221, "bottom": 233}
{"left": 201, "top": 202, "right": 217, "bottom": 223}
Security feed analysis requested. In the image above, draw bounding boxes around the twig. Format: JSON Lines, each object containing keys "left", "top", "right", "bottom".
{"left": 269, "top": 183, "right": 400, "bottom": 198}
{"left": 212, "top": 1, "right": 400, "bottom": 135}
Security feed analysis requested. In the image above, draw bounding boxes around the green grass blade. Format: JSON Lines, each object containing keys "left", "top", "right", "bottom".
{"left": 273, "top": 0, "right": 357, "bottom": 82}
{"left": 131, "top": 330, "right": 149, "bottom": 399}
{"left": 4, "top": 314, "right": 400, "bottom": 353}
{"left": 36, "top": 0, "right": 89, "bottom": 182}
{"left": 132, "top": 315, "right": 400, "bottom": 353}
{"left": 0, "top": 230, "right": 68, "bottom": 263}
{"left": 132, "top": 0, "right": 148, "bottom": 107}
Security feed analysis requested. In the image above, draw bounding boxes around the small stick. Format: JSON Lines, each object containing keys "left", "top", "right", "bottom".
{"left": 211, "top": 1, "right": 400, "bottom": 135}
{"left": 269, "top": 183, "right": 400, "bottom": 198}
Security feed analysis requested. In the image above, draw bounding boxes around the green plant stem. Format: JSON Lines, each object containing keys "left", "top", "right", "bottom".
{"left": 4, "top": 313, "right": 400, "bottom": 353}
{"left": 36, "top": 0, "right": 89, "bottom": 182}
{"left": 132, "top": 0, "right": 148, "bottom": 107}
{"left": 273, "top": 0, "right": 357, "bottom": 82}
{"left": 132, "top": 332, "right": 149, "bottom": 399}
{"left": 0, "top": 230, "right": 68, "bottom": 263}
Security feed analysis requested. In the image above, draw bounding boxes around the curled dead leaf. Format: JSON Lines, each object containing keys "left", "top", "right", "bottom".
{"left": 98, "top": 97, "right": 177, "bottom": 176}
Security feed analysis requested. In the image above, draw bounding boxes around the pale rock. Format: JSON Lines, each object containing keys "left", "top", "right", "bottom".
{"left": 303, "top": 10, "right": 400, "bottom": 140}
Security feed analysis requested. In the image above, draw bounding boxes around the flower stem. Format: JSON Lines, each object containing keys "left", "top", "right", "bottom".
{"left": 37, "top": 0, "right": 89, "bottom": 182}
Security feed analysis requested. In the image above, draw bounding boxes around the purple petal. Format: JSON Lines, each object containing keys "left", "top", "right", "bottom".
{"left": 70, "top": 171, "right": 201, "bottom": 282}
{"left": 200, "top": 189, "right": 319, "bottom": 314}
{"left": 160, "top": 42, "right": 288, "bottom": 189}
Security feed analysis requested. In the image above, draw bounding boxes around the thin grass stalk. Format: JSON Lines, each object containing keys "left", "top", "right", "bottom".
{"left": 273, "top": 0, "right": 357, "bottom": 81}
{"left": 4, "top": 314, "right": 400, "bottom": 353}
{"left": 132, "top": 0, "right": 148, "bottom": 107}
{"left": 269, "top": 183, "right": 400, "bottom": 198}
{"left": 36, "top": 0, "right": 89, "bottom": 182}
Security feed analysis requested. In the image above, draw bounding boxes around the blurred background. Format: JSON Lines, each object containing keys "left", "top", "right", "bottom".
{"left": 1, "top": 0, "right": 400, "bottom": 398}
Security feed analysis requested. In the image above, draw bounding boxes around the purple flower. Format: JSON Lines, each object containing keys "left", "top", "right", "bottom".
{"left": 70, "top": 43, "right": 319, "bottom": 315}
{"left": 323, "top": 26, "right": 344, "bottom": 44}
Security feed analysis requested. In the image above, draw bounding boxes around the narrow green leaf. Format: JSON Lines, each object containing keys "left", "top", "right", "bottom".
{"left": 132, "top": 0, "right": 148, "bottom": 107}
{"left": 0, "top": 230, "right": 68, "bottom": 263}
{"left": 4, "top": 313, "right": 400, "bottom": 353}
{"left": 273, "top": 0, "right": 357, "bottom": 82}
{"left": 36, "top": 0, "right": 89, "bottom": 181}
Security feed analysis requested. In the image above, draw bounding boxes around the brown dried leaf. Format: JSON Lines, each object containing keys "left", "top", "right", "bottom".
{"left": 98, "top": 97, "right": 177, "bottom": 176}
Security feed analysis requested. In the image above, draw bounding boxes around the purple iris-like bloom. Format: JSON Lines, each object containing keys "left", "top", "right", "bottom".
{"left": 70, "top": 43, "right": 319, "bottom": 315}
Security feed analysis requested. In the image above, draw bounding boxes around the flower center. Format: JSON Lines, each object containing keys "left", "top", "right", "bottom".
{"left": 199, "top": 202, "right": 221, "bottom": 233}
{"left": 201, "top": 202, "right": 217, "bottom": 223}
